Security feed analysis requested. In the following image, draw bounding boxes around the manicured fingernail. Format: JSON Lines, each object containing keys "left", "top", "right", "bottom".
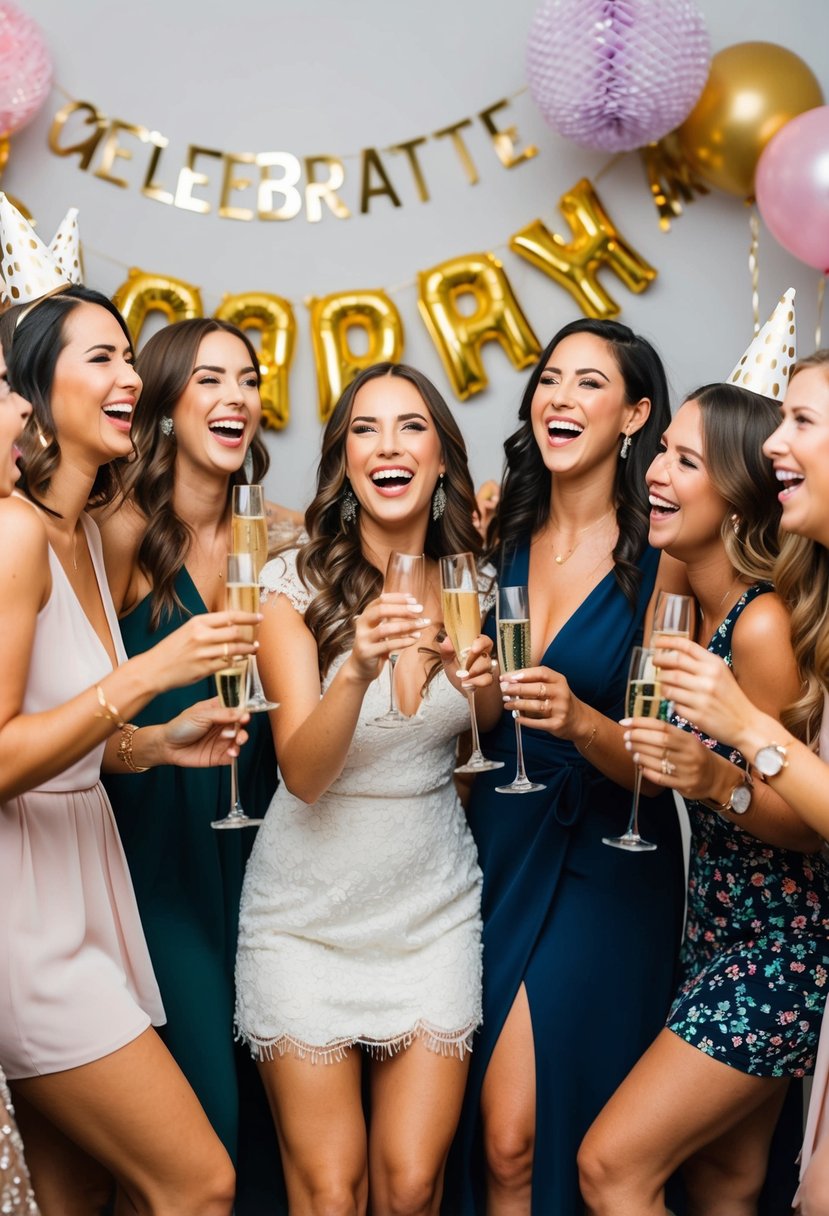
{"left": 456, "top": 669, "right": 468, "bottom": 679}
{"left": 407, "top": 604, "right": 424, "bottom": 613}
{"left": 253, "top": 640, "right": 260, "bottom": 648}
{"left": 624, "top": 740, "right": 632, "bottom": 752}
{"left": 620, "top": 718, "right": 632, "bottom": 726}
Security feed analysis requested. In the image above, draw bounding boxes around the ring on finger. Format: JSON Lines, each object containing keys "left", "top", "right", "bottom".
{"left": 538, "top": 682, "right": 545, "bottom": 697}
{"left": 223, "top": 642, "right": 229, "bottom": 658}
{"left": 543, "top": 698, "right": 550, "bottom": 713}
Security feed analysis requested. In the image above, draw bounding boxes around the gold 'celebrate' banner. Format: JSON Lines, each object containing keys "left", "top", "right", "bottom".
{"left": 108, "top": 178, "right": 656, "bottom": 428}
{"left": 48, "top": 95, "right": 538, "bottom": 222}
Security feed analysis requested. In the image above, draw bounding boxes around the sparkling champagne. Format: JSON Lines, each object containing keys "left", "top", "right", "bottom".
{"left": 498, "top": 618, "right": 531, "bottom": 673}
{"left": 651, "top": 627, "right": 689, "bottom": 646}
{"left": 215, "top": 662, "right": 248, "bottom": 709}
{"left": 627, "top": 677, "right": 663, "bottom": 719}
{"left": 227, "top": 582, "right": 259, "bottom": 642}
{"left": 231, "top": 515, "right": 268, "bottom": 577}
{"left": 441, "top": 588, "right": 481, "bottom": 664}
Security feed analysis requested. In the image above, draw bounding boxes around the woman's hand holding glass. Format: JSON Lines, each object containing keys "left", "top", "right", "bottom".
{"left": 156, "top": 697, "right": 252, "bottom": 768}
{"left": 351, "top": 593, "right": 430, "bottom": 687}
{"left": 499, "top": 665, "right": 583, "bottom": 739}
{"left": 653, "top": 635, "right": 754, "bottom": 751}
{"left": 620, "top": 714, "right": 729, "bottom": 803}
{"left": 139, "top": 609, "right": 261, "bottom": 691}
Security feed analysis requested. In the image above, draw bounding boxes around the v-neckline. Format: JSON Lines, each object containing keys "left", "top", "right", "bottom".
{"left": 516, "top": 539, "right": 616, "bottom": 666}
{"left": 48, "top": 514, "right": 119, "bottom": 672}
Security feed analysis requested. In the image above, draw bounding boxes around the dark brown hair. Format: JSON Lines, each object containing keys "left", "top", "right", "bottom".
{"left": 297, "top": 362, "right": 482, "bottom": 679}
{"left": 127, "top": 317, "right": 270, "bottom": 628}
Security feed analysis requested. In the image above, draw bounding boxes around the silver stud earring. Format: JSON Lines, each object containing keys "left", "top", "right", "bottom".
{"left": 432, "top": 474, "right": 447, "bottom": 521}
{"left": 160, "top": 415, "right": 174, "bottom": 437}
{"left": 620, "top": 434, "right": 632, "bottom": 461}
{"left": 340, "top": 484, "right": 358, "bottom": 526}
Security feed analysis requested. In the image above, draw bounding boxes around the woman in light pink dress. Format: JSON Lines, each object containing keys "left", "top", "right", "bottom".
{"left": 650, "top": 350, "right": 829, "bottom": 1216}
{"left": 0, "top": 286, "right": 260, "bottom": 1215}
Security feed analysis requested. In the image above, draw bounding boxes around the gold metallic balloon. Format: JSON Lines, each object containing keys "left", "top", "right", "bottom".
{"left": 308, "top": 290, "right": 404, "bottom": 422}
{"left": 677, "top": 42, "right": 824, "bottom": 199}
{"left": 216, "top": 292, "right": 296, "bottom": 431}
{"left": 112, "top": 268, "right": 202, "bottom": 345}
{"left": 416, "top": 252, "right": 539, "bottom": 400}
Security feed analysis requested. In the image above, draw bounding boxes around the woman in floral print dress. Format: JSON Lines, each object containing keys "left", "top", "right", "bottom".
{"left": 578, "top": 383, "right": 829, "bottom": 1216}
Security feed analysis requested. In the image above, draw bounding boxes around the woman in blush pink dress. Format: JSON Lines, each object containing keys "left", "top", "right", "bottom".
{"left": 0, "top": 286, "right": 260, "bottom": 1216}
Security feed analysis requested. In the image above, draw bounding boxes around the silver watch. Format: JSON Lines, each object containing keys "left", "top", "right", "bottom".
{"left": 704, "top": 770, "right": 753, "bottom": 816}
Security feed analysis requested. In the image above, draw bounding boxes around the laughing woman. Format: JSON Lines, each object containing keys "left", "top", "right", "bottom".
{"left": 235, "top": 362, "right": 499, "bottom": 1215}
{"left": 98, "top": 318, "right": 282, "bottom": 1207}
{"left": 577, "top": 381, "right": 828, "bottom": 1216}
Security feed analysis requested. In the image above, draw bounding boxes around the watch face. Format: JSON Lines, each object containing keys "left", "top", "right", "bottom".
{"left": 755, "top": 745, "right": 785, "bottom": 777}
{"left": 730, "top": 782, "right": 752, "bottom": 814}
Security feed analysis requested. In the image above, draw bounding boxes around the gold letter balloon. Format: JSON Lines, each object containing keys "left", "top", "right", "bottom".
{"left": 112, "top": 268, "right": 203, "bottom": 346}
{"left": 417, "top": 253, "right": 539, "bottom": 400}
{"left": 677, "top": 41, "right": 824, "bottom": 199}
{"left": 215, "top": 292, "right": 296, "bottom": 431}
{"left": 308, "top": 290, "right": 404, "bottom": 422}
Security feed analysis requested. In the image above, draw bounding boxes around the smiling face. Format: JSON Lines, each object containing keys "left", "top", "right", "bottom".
{"left": 646, "top": 398, "right": 730, "bottom": 560}
{"left": 763, "top": 365, "right": 829, "bottom": 547}
{"left": 170, "top": 330, "right": 262, "bottom": 478}
{"left": 49, "top": 301, "right": 141, "bottom": 463}
{"left": 344, "top": 373, "right": 444, "bottom": 531}
{"left": 0, "top": 345, "right": 32, "bottom": 497}
{"left": 529, "top": 332, "right": 650, "bottom": 480}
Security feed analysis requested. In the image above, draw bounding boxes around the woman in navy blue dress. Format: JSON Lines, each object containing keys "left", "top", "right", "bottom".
{"left": 445, "top": 318, "right": 686, "bottom": 1215}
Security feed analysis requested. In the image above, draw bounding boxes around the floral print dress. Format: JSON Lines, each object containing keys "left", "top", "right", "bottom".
{"left": 667, "top": 583, "right": 829, "bottom": 1077}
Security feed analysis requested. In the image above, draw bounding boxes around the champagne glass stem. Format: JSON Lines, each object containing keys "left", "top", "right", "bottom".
{"left": 512, "top": 710, "right": 530, "bottom": 784}
{"left": 625, "top": 767, "right": 644, "bottom": 837}
{"left": 229, "top": 756, "right": 243, "bottom": 817}
{"left": 466, "top": 688, "right": 485, "bottom": 762}
{"left": 388, "top": 654, "right": 398, "bottom": 716}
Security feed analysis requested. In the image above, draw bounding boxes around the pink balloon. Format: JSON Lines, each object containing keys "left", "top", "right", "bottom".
{"left": 0, "top": 1, "right": 52, "bottom": 138}
{"left": 756, "top": 106, "right": 829, "bottom": 273}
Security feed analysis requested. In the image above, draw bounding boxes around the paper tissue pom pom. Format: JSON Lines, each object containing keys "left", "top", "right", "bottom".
{"left": 527, "top": 0, "right": 710, "bottom": 153}
{"left": 0, "top": 2, "right": 52, "bottom": 138}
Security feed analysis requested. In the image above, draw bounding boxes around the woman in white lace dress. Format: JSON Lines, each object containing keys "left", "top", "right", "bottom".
{"left": 235, "top": 363, "right": 499, "bottom": 1214}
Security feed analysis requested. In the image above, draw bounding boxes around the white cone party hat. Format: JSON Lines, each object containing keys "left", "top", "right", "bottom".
{"left": 727, "top": 288, "right": 797, "bottom": 399}
{"left": 0, "top": 193, "right": 81, "bottom": 308}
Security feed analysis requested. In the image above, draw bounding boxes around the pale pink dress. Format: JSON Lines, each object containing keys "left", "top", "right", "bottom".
{"left": 795, "top": 692, "right": 829, "bottom": 1203}
{"left": 0, "top": 509, "right": 164, "bottom": 1079}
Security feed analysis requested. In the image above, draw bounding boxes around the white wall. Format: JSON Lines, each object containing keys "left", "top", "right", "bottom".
{"left": 9, "top": 0, "right": 829, "bottom": 509}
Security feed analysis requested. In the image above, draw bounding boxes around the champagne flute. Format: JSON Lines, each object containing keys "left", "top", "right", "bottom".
{"left": 373, "top": 552, "right": 425, "bottom": 728}
{"left": 210, "top": 656, "right": 264, "bottom": 829}
{"left": 650, "top": 591, "right": 693, "bottom": 645}
{"left": 495, "top": 586, "right": 545, "bottom": 794}
{"left": 440, "top": 553, "right": 503, "bottom": 774}
{"left": 602, "top": 646, "right": 660, "bottom": 852}
{"left": 231, "top": 483, "right": 277, "bottom": 712}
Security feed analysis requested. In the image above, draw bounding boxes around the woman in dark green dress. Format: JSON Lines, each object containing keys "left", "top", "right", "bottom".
{"left": 100, "top": 318, "right": 285, "bottom": 1210}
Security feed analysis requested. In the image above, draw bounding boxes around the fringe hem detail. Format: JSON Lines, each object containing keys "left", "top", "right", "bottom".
{"left": 235, "top": 1019, "right": 479, "bottom": 1065}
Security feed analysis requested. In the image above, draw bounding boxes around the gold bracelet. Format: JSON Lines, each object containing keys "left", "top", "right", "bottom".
{"left": 580, "top": 725, "right": 598, "bottom": 753}
{"left": 117, "top": 724, "right": 149, "bottom": 774}
{"left": 94, "top": 683, "right": 124, "bottom": 730}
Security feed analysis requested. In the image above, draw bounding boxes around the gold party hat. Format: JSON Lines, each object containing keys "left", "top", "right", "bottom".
{"left": 728, "top": 288, "right": 796, "bottom": 399}
{"left": 0, "top": 193, "right": 81, "bottom": 307}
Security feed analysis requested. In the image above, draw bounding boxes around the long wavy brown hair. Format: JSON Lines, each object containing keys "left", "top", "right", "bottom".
{"left": 126, "top": 318, "right": 270, "bottom": 629}
{"left": 7, "top": 286, "right": 134, "bottom": 514}
{"left": 771, "top": 351, "right": 829, "bottom": 742}
{"left": 297, "top": 362, "right": 482, "bottom": 680}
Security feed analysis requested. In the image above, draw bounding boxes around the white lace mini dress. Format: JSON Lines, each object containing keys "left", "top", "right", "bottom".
{"left": 235, "top": 549, "right": 483, "bottom": 1063}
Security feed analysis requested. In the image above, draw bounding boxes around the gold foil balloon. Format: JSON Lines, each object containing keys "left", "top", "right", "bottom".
{"left": 510, "top": 178, "right": 656, "bottom": 319}
{"left": 112, "top": 268, "right": 202, "bottom": 345}
{"left": 677, "top": 42, "right": 824, "bottom": 199}
{"left": 215, "top": 292, "right": 296, "bottom": 431}
{"left": 417, "top": 252, "right": 539, "bottom": 400}
{"left": 308, "top": 290, "right": 404, "bottom": 423}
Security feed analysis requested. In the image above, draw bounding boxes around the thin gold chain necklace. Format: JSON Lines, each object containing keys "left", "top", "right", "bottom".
{"left": 548, "top": 508, "right": 614, "bottom": 565}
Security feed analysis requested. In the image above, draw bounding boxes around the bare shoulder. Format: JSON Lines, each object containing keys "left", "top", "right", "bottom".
{"left": 0, "top": 497, "right": 49, "bottom": 600}
{"left": 266, "top": 498, "right": 305, "bottom": 528}
{"left": 732, "top": 589, "right": 792, "bottom": 657}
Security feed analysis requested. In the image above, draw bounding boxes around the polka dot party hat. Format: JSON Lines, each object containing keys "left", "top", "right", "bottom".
{"left": 727, "top": 288, "right": 796, "bottom": 399}
{"left": 0, "top": 192, "right": 82, "bottom": 308}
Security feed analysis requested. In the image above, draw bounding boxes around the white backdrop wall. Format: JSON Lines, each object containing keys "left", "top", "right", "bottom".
{"left": 8, "top": 0, "right": 829, "bottom": 510}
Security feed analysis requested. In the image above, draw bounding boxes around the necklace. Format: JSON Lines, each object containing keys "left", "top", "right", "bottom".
{"left": 548, "top": 508, "right": 614, "bottom": 565}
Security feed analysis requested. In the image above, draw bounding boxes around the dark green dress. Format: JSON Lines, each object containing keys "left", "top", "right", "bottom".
{"left": 103, "top": 568, "right": 284, "bottom": 1207}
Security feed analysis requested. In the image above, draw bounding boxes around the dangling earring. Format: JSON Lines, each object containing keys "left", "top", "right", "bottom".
{"left": 37, "top": 427, "right": 49, "bottom": 449}
{"left": 340, "top": 483, "right": 358, "bottom": 526}
{"left": 432, "top": 473, "right": 447, "bottom": 521}
{"left": 731, "top": 513, "right": 741, "bottom": 536}
{"left": 620, "top": 433, "right": 632, "bottom": 461}
{"left": 243, "top": 446, "right": 254, "bottom": 481}
{"left": 160, "top": 415, "right": 174, "bottom": 437}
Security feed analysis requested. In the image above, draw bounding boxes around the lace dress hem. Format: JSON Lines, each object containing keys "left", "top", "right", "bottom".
{"left": 236, "top": 1018, "right": 479, "bottom": 1065}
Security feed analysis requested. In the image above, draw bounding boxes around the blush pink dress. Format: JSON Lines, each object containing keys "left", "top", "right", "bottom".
{"left": 0, "top": 508, "right": 164, "bottom": 1079}
{"left": 795, "top": 693, "right": 829, "bottom": 1204}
